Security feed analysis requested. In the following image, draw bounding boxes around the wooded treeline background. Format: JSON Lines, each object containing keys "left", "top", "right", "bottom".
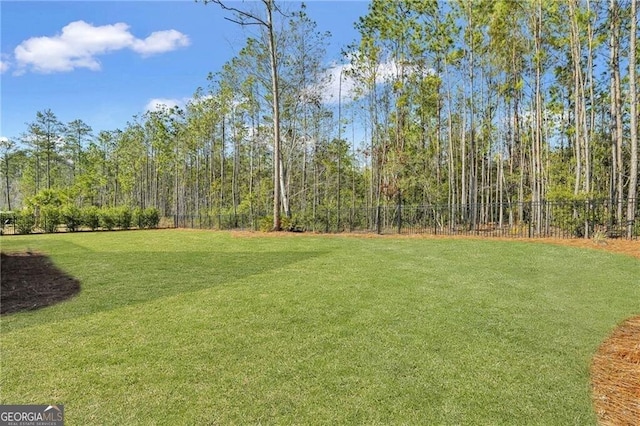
{"left": 1, "top": 0, "right": 638, "bottom": 235}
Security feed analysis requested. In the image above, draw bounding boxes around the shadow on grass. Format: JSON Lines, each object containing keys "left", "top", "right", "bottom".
{"left": 1, "top": 250, "right": 322, "bottom": 331}
{"left": 1, "top": 252, "right": 81, "bottom": 315}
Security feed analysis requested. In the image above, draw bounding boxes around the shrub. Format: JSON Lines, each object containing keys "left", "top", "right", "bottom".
{"left": 40, "top": 205, "right": 60, "bottom": 233}
{"left": 0, "top": 211, "right": 14, "bottom": 228}
{"left": 82, "top": 206, "right": 100, "bottom": 231}
{"left": 115, "top": 206, "right": 132, "bottom": 229}
{"left": 27, "top": 188, "right": 67, "bottom": 209}
{"left": 258, "top": 215, "right": 303, "bottom": 232}
{"left": 61, "top": 205, "right": 82, "bottom": 232}
{"left": 132, "top": 207, "right": 144, "bottom": 229}
{"left": 99, "top": 208, "right": 117, "bottom": 231}
{"left": 283, "top": 214, "right": 304, "bottom": 232}
{"left": 131, "top": 207, "right": 159, "bottom": 229}
{"left": 143, "top": 207, "right": 160, "bottom": 229}
{"left": 259, "top": 216, "right": 274, "bottom": 232}
{"left": 15, "top": 210, "right": 35, "bottom": 234}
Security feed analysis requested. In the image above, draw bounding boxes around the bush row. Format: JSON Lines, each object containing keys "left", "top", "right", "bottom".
{"left": 12, "top": 206, "right": 160, "bottom": 234}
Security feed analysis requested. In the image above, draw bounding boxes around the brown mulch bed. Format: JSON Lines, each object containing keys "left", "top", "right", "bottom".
{"left": 0, "top": 252, "right": 81, "bottom": 315}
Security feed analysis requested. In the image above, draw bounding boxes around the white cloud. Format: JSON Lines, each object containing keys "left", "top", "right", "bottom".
{"left": 0, "top": 53, "right": 10, "bottom": 73}
{"left": 321, "top": 63, "right": 358, "bottom": 105}
{"left": 145, "top": 98, "right": 184, "bottom": 112}
{"left": 13, "top": 20, "right": 190, "bottom": 74}
{"left": 132, "top": 30, "right": 190, "bottom": 57}
{"left": 320, "top": 60, "right": 436, "bottom": 105}
{"left": 321, "top": 61, "right": 393, "bottom": 105}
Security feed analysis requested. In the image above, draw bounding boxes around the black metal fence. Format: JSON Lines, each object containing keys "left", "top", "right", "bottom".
{"left": 2, "top": 199, "right": 636, "bottom": 238}
{"left": 173, "top": 199, "right": 640, "bottom": 239}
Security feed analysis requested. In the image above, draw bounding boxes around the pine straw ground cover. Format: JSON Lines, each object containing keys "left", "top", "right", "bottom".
{"left": 591, "top": 315, "right": 640, "bottom": 425}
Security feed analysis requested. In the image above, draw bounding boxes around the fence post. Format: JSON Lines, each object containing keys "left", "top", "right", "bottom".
{"left": 326, "top": 208, "right": 330, "bottom": 233}
{"left": 528, "top": 201, "right": 532, "bottom": 238}
{"left": 376, "top": 205, "right": 382, "bottom": 234}
{"left": 584, "top": 200, "right": 589, "bottom": 239}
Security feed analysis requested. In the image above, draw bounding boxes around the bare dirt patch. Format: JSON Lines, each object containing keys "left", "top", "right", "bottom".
{"left": 0, "top": 252, "right": 81, "bottom": 315}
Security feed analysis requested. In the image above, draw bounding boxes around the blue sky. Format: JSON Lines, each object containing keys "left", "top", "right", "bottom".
{"left": 1, "top": 1, "right": 370, "bottom": 141}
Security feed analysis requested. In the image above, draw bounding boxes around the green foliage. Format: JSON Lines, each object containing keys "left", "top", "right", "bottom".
{"left": 61, "top": 205, "right": 82, "bottom": 232}
{"left": 2, "top": 3, "right": 637, "bottom": 238}
{"left": 132, "top": 207, "right": 145, "bottom": 229}
{"left": 114, "top": 206, "right": 132, "bottom": 229}
{"left": 82, "top": 206, "right": 100, "bottom": 231}
{"left": 0, "top": 211, "right": 14, "bottom": 231}
{"left": 39, "top": 205, "right": 60, "bottom": 233}
{"left": 28, "top": 188, "right": 68, "bottom": 209}
{"left": 133, "top": 207, "right": 160, "bottom": 229}
{"left": 143, "top": 207, "right": 160, "bottom": 229}
{"left": 14, "top": 209, "right": 35, "bottom": 234}
{"left": 259, "top": 216, "right": 274, "bottom": 232}
{"left": 99, "top": 208, "right": 117, "bottom": 231}
{"left": 282, "top": 215, "right": 305, "bottom": 232}
{"left": 259, "top": 215, "right": 304, "bottom": 232}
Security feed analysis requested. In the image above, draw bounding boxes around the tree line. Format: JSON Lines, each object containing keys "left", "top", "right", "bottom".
{"left": 1, "top": 0, "right": 638, "bottom": 236}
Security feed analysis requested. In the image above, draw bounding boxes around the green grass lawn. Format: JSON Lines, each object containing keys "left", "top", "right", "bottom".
{"left": 1, "top": 230, "right": 638, "bottom": 424}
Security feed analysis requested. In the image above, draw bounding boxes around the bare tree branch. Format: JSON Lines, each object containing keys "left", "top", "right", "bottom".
{"left": 223, "top": 16, "right": 264, "bottom": 27}
{"left": 203, "top": 0, "right": 269, "bottom": 27}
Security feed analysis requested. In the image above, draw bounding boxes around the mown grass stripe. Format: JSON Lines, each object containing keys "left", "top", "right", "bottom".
{"left": 1, "top": 230, "right": 638, "bottom": 424}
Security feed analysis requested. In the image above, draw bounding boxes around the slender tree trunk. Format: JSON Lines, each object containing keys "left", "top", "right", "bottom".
{"left": 232, "top": 116, "right": 240, "bottom": 225}
{"left": 461, "top": 108, "right": 467, "bottom": 223}
{"left": 266, "top": 0, "right": 282, "bottom": 231}
{"left": 569, "top": 0, "right": 584, "bottom": 196}
{"left": 220, "top": 117, "right": 225, "bottom": 211}
{"left": 534, "top": 0, "right": 544, "bottom": 234}
{"left": 585, "top": 0, "right": 596, "bottom": 195}
{"left": 467, "top": 3, "right": 477, "bottom": 230}
{"left": 627, "top": 0, "right": 638, "bottom": 237}
{"left": 3, "top": 154, "right": 11, "bottom": 211}
{"left": 445, "top": 61, "right": 456, "bottom": 227}
{"left": 610, "top": 0, "right": 624, "bottom": 224}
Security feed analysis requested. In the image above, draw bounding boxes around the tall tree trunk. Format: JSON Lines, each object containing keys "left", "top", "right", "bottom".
{"left": 534, "top": 0, "right": 544, "bottom": 233}
{"left": 627, "top": 0, "right": 638, "bottom": 237}
{"left": 220, "top": 117, "right": 225, "bottom": 211}
{"left": 265, "top": 0, "right": 283, "bottom": 230}
{"left": 585, "top": 0, "right": 596, "bottom": 195}
{"left": 610, "top": 0, "right": 624, "bottom": 224}
{"left": 568, "top": 0, "right": 588, "bottom": 199}
{"left": 467, "top": 3, "right": 478, "bottom": 230}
